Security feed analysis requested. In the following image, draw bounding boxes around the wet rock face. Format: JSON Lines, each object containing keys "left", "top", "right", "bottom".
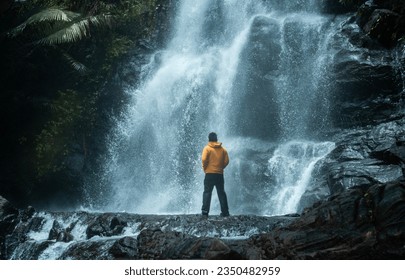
{"left": 317, "top": 0, "right": 405, "bottom": 205}
{"left": 326, "top": 0, "right": 405, "bottom": 132}
{"left": 248, "top": 181, "right": 405, "bottom": 259}
{"left": 327, "top": 159, "right": 402, "bottom": 193}
{"left": 330, "top": 25, "right": 402, "bottom": 129}
{"left": 333, "top": 60, "right": 400, "bottom": 127}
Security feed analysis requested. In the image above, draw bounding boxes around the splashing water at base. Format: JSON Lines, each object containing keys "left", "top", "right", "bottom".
{"left": 265, "top": 141, "right": 335, "bottom": 215}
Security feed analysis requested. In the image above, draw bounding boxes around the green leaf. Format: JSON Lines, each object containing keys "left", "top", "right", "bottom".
{"left": 9, "top": 8, "right": 80, "bottom": 36}
{"left": 36, "top": 14, "right": 113, "bottom": 45}
{"left": 62, "top": 52, "right": 88, "bottom": 74}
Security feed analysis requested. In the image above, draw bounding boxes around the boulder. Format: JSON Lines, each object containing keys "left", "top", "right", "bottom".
{"left": 48, "top": 220, "right": 74, "bottom": 243}
{"left": 86, "top": 214, "right": 127, "bottom": 239}
{"left": 356, "top": 2, "right": 405, "bottom": 48}
{"left": 109, "top": 236, "right": 138, "bottom": 259}
{"left": 356, "top": 1, "right": 379, "bottom": 28}
{"left": 363, "top": 9, "right": 403, "bottom": 48}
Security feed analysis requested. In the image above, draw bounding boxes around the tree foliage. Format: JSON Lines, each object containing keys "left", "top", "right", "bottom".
{"left": 36, "top": 13, "right": 113, "bottom": 45}
{"left": 0, "top": 0, "right": 162, "bottom": 207}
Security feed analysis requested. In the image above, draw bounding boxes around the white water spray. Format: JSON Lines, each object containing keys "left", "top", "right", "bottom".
{"left": 98, "top": 0, "right": 342, "bottom": 215}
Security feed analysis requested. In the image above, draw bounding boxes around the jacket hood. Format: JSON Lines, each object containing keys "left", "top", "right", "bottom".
{"left": 208, "top": 141, "right": 222, "bottom": 148}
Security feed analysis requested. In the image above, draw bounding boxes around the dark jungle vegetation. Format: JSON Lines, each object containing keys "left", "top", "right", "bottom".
{"left": 0, "top": 0, "right": 168, "bottom": 208}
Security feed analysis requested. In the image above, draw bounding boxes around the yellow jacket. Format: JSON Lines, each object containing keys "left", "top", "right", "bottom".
{"left": 202, "top": 142, "right": 229, "bottom": 174}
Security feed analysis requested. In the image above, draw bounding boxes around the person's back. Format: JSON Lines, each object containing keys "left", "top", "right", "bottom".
{"left": 202, "top": 141, "right": 229, "bottom": 174}
{"left": 201, "top": 132, "right": 230, "bottom": 218}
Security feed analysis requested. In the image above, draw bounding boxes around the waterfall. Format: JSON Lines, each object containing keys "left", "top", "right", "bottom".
{"left": 97, "top": 0, "right": 342, "bottom": 215}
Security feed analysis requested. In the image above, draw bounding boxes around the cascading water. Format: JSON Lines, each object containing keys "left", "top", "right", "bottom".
{"left": 266, "top": 141, "right": 334, "bottom": 215}
{"left": 98, "top": 0, "right": 342, "bottom": 215}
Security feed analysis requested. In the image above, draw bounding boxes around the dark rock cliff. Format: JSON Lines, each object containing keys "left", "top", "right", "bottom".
{"left": 297, "top": 0, "right": 405, "bottom": 210}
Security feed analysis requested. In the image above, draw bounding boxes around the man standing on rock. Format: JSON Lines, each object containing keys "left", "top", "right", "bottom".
{"left": 201, "top": 132, "right": 230, "bottom": 218}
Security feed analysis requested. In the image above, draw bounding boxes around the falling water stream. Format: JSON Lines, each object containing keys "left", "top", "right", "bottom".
{"left": 98, "top": 0, "right": 341, "bottom": 215}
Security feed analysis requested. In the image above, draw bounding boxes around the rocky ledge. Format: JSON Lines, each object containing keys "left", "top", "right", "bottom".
{"left": 1, "top": 179, "right": 404, "bottom": 260}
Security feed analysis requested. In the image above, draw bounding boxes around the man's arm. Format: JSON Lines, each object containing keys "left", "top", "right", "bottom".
{"left": 223, "top": 148, "right": 229, "bottom": 168}
{"left": 202, "top": 147, "right": 209, "bottom": 172}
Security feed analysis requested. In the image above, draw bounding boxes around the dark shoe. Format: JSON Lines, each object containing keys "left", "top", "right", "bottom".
{"left": 201, "top": 214, "right": 208, "bottom": 220}
{"left": 220, "top": 213, "right": 230, "bottom": 217}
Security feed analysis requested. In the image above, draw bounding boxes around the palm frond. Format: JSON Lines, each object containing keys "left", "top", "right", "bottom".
{"left": 87, "top": 14, "right": 114, "bottom": 29}
{"left": 62, "top": 52, "right": 88, "bottom": 74}
{"left": 36, "top": 14, "right": 114, "bottom": 45}
{"left": 9, "top": 8, "right": 80, "bottom": 37}
{"left": 37, "top": 20, "right": 89, "bottom": 45}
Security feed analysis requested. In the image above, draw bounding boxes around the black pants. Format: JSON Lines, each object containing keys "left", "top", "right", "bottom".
{"left": 202, "top": 173, "right": 229, "bottom": 216}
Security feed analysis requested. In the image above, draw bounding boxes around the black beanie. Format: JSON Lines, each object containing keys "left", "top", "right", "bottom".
{"left": 208, "top": 132, "right": 217, "bottom": 142}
